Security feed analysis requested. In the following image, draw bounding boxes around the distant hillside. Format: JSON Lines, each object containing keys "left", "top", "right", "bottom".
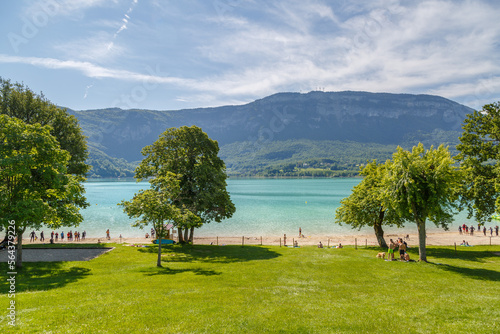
{"left": 68, "top": 91, "right": 473, "bottom": 178}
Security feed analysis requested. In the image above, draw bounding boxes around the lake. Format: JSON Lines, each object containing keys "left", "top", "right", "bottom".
{"left": 77, "top": 178, "right": 475, "bottom": 239}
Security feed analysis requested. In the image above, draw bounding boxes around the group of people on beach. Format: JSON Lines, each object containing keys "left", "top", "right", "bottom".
{"left": 29, "top": 230, "right": 86, "bottom": 243}
{"left": 459, "top": 224, "right": 499, "bottom": 236}
{"left": 387, "top": 238, "right": 410, "bottom": 261}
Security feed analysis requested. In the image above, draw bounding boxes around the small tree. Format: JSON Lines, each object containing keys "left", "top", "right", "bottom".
{"left": 120, "top": 174, "right": 201, "bottom": 267}
{"left": 135, "top": 126, "right": 235, "bottom": 243}
{"left": 0, "top": 115, "right": 83, "bottom": 268}
{"left": 335, "top": 161, "right": 404, "bottom": 248}
{"left": 385, "top": 144, "right": 461, "bottom": 262}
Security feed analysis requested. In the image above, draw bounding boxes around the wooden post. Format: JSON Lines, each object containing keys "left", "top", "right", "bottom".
{"left": 328, "top": 239, "right": 330, "bottom": 248}
{"left": 293, "top": 238, "right": 295, "bottom": 247}
{"left": 242, "top": 236, "right": 244, "bottom": 247}
{"left": 365, "top": 239, "right": 367, "bottom": 248}
{"left": 261, "top": 236, "right": 262, "bottom": 246}
{"left": 454, "top": 242, "right": 457, "bottom": 254}
{"left": 355, "top": 238, "right": 357, "bottom": 250}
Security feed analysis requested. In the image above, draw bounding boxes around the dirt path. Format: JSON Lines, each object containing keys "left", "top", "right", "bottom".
{"left": 0, "top": 247, "right": 113, "bottom": 262}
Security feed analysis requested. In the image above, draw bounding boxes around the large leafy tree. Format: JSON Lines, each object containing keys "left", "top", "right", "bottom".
{"left": 385, "top": 144, "right": 461, "bottom": 262}
{"left": 120, "top": 174, "right": 200, "bottom": 267}
{"left": 0, "top": 79, "right": 89, "bottom": 260}
{"left": 456, "top": 102, "right": 500, "bottom": 222}
{"left": 0, "top": 115, "right": 84, "bottom": 267}
{"left": 335, "top": 161, "right": 404, "bottom": 248}
{"left": 135, "top": 126, "right": 235, "bottom": 243}
{"left": 0, "top": 78, "right": 89, "bottom": 179}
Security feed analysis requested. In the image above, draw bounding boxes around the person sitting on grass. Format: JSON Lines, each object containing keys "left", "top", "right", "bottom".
{"left": 460, "top": 240, "right": 471, "bottom": 246}
{"left": 318, "top": 241, "right": 323, "bottom": 248}
{"left": 336, "top": 243, "right": 343, "bottom": 248}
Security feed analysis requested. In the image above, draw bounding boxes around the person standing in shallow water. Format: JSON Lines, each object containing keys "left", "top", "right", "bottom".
{"left": 299, "top": 227, "right": 302, "bottom": 238}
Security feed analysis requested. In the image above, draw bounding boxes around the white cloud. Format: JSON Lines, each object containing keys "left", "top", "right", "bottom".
{"left": 7, "top": 0, "right": 500, "bottom": 110}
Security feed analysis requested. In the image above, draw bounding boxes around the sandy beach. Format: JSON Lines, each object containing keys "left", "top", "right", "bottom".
{"left": 21, "top": 231, "right": 500, "bottom": 247}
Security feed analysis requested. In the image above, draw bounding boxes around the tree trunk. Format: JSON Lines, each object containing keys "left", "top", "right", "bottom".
{"left": 177, "top": 227, "right": 184, "bottom": 243}
{"left": 1, "top": 234, "right": 7, "bottom": 246}
{"left": 188, "top": 227, "right": 194, "bottom": 243}
{"left": 417, "top": 218, "right": 427, "bottom": 262}
{"left": 183, "top": 228, "right": 189, "bottom": 243}
{"left": 16, "top": 231, "right": 23, "bottom": 269}
{"left": 373, "top": 208, "right": 388, "bottom": 248}
{"left": 157, "top": 236, "right": 162, "bottom": 267}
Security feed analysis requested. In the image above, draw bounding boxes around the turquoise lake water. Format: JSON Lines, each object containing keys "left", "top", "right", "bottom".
{"left": 77, "top": 178, "right": 475, "bottom": 239}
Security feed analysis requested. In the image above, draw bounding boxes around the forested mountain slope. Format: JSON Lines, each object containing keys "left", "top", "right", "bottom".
{"left": 68, "top": 91, "right": 473, "bottom": 177}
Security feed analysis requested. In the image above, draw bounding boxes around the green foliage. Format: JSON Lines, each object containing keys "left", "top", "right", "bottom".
{"left": 335, "top": 161, "right": 405, "bottom": 247}
{"left": 0, "top": 78, "right": 90, "bottom": 178}
{"left": 0, "top": 115, "right": 85, "bottom": 267}
{"left": 86, "top": 146, "right": 136, "bottom": 178}
{"left": 220, "top": 139, "right": 399, "bottom": 177}
{"left": 120, "top": 174, "right": 201, "bottom": 266}
{"left": 385, "top": 144, "right": 462, "bottom": 261}
{"left": 135, "top": 126, "right": 235, "bottom": 242}
{"left": 456, "top": 102, "right": 500, "bottom": 222}
{"left": 1, "top": 244, "right": 499, "bottom": 332}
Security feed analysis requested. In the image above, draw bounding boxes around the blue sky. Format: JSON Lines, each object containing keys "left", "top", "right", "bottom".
{"left": 1, "top": 0, "right": 500, "bottom": 111}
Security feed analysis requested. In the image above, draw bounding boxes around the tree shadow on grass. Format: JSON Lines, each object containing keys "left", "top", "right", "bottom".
{"left": 425, "top": 247, "right": 500, "bottom": 263}
{"left": 0, "top": 262, "right": 91, "bottom": 293}
{"left": 139, "top": 266, "right": 221, "bottom": 277}
{"left": 432, "top": 263, "right": 500, "bottom": 282}
{"left": 136, "top": 244, "right": 281, "bottom": 264}
{"left": 365, "top": 246, "right": 499, "bottom": 263}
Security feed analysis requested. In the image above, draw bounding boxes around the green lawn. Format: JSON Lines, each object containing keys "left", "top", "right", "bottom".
{"left": 1, "top": 244, "right": 499, "bottom": 333}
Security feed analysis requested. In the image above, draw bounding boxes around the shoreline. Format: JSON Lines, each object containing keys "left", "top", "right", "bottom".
{"left": 21, "top": 231, "right": 500, "bottom": 247}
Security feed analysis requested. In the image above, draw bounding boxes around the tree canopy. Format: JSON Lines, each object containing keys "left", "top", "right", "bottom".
{"left": 0, "top": 79, "right": 90, "bottom": 267}
{"left": 0, "top": 78, "right": 89, "bottom": 179}
{"left": 120, "top": 174, "right": 201, "bottom": 266}
{"left": 134, "top": 126, "right": 235, "bottom": 243}
{"left": 335, "top": 161, "right": 404, "bottom": 248}
{"left": 385, "top": 144, "right": 461, "bottom": 261}
{"left": 0, "top": 115, "right": 84, "bottom": 267}
{"left": 456, "top": 102, "right": 500, "bottom": 222}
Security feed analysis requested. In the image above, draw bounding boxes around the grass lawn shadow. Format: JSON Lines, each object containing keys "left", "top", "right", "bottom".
{"left": 433, "top": 263, "right": 500, "bottom": 282}
{"left": 139, "top": 266, "right": 221, "bottom": 277}
{"left": 425, "top": 247, "right": 500, "bottom": 262}
{"left": 0, "top": 262, "right": 91, "bottom": 293}
{"left": 137, "top": 244, "right": 281, "bottom": 263}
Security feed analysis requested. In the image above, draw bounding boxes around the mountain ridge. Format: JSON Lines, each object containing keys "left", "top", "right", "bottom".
{"left": 67, "top": 91, "right": 473, "bottom": 178}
